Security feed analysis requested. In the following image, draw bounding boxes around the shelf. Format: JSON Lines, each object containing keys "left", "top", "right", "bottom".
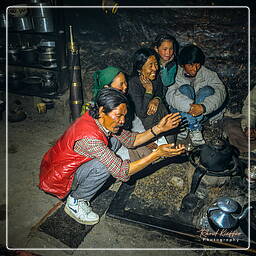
{"left": 8, "top": 63, "right": 68, "bottom": 71}
{"left": 6, "top": 29, "right": 65, "bottom": 37}
{"left": 5, "top": 7, "right": 68, "bottom": 99}
{"left": 1, "top": 83, "right": 61, "bottom": 99}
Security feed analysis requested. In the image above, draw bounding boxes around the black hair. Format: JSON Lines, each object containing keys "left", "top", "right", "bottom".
{"left": 178, "top": 44, "right": 205, "bottom": 65}
{"left": 89, "top": 87, "right": 128, "bottom": 119}
{"left": 132, "top": 47, "right": 159, "bottom": 76}
{"left": 153, "top": 33, "right": 179, "bottom": 58}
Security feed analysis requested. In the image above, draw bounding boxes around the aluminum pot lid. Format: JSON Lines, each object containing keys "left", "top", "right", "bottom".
{"left": 38, "top": 48, "right": 55, "bottom": 53}
{"left": 217, "top": 197, "right": 240, "bottom": 213}
{"left": 39, "top": 40, "right": 55, "bottom": 47}
{"left": 39, "top": 58, "right": 56, "bottom": 62}
{"left": 20, "top": 46, "right": 37, "bottom": 51}
{"left": 39, "top": 49, "right": 55, "bottom": 53}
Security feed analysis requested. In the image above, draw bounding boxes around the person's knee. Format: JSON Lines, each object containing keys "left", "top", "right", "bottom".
{"left": 179, "top": 84, "right": 194, "bottom": 99}
{"left": 76, "top": 159, "right": 106, "bottom": 179}
{"left": 94, "top": 167, "right": 110, "bottom": 179}
{"left": 201, "top": 86, "right": 215, "bottom": 96}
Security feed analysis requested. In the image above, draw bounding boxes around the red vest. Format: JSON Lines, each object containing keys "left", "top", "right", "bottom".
{"left": 39, "top": 112, "right": 108, "bottom": 199}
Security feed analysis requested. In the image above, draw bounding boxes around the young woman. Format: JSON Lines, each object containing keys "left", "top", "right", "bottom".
{"left": 153, "top": 33, "right": 179, "bottom": 98}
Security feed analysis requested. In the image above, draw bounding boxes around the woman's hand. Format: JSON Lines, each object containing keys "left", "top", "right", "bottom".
{"left": 128, "top": 143, "right": 185, "bottom": 176}
{"left": 154, "top": 112, "right": 182, "bottom": 134}
{"left": 147, "top": 98, "right": 160, "bottom": 115}
{"left": 188, "top": 104, "right": 204, "bottom": 116}
{"left": 156, "top": 143, "right": 186, "bottom": 158}
{"left": 140, "top": 74, "right": 153, "bottom": 94}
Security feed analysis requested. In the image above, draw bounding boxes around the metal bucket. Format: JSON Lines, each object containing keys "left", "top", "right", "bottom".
{"left": 32, "top": 16, "right": 54, "bottom": 33}
{"left": 12, "top": 16, "right": 32, "bottom": 31}
{"left": 31, "top": 2, "right": 52, "bottom": 18}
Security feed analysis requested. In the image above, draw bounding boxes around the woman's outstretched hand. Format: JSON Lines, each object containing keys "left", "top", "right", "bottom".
{"left": 154, "top": 112, "right": 182, "bottom": 134}
{"left": 156, "top": 143, "right": 186, "bottom": 158}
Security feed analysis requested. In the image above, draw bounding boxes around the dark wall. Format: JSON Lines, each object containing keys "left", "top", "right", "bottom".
{"left": 63, "top": 7, "right": 251, "bottom": 113}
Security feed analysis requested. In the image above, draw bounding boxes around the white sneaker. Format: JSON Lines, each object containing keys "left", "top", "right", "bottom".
{"left": 189, "top": 130, "right": 205, "bottom": 146}
{"left": 64, "top": 195, "right": 99, "bottom": 225}
{"left": 177, "top": 129, "right": 189, "bottom": 140}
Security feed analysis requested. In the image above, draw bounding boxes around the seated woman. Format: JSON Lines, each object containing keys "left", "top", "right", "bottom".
{"left": 128, "top": 47, "right": 175, "bottom": 144}
{"left": 92, "top": 66, "right": 127, "bottom": 99}
{"left": 91, "top": 65, "right": 152, "bottom": 161}
{"left": 153, "top": 33, "right": 179, "bottom": 99}
{"left": 90, "top": 65, "right": 134, "bottom": 130}
{"left": 223, "top": 86, "right": 256, "bottom": 156}
{"left": 165, "top": 44, "right": 227, "bottom": 146}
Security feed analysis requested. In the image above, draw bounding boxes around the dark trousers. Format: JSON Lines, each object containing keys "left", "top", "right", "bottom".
{"left": 223, "top": 117, "right": 256, "bottom": 153}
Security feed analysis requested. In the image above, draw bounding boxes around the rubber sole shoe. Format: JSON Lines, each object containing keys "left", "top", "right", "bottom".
{"left": 64, "top": 204, "right": 99, "bottom": 225}
{"left": 189, "top": 130, "right": 205, "bottom": 146}
{"left": 177, "top": 129, "right": 189, "bottom": 140}
{"left": 64, "top": 195, "right": 99, "bottom": 225}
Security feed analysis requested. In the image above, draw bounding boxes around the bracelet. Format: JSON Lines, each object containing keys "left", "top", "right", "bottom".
{"left": 154, "top": 96, "right": 161, "bottom": 102}
{"left": 151, "top": 127, "right": 157, "bottom": 137}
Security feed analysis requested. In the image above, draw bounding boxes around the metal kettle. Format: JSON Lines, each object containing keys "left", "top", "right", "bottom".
{"left": 199, "top": 138, "right": 238, "bottom": 172}
{"left": 207, "top": 197, "right": 249, "bottom": 231}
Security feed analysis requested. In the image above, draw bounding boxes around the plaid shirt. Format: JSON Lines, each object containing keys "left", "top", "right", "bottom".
{"left": 74, "top": 119, "right": 137, "bottom": 182}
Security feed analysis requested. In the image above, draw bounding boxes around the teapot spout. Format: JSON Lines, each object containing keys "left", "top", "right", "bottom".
{"left": 238, "top": 206, "right": 252, "bottom": 220}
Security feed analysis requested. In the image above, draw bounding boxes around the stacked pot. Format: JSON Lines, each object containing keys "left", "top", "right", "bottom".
{"left": 30, "top": 1, "right": 54, "bottom": 33}
{"left": 9, "top": 4, "right": 33, "bottom": 31}
{"left": 38, "top": 39, "right": 57, "bottom": 68}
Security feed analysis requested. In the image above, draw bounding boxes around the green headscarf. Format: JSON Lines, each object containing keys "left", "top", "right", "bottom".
{"left": 92, "top": 66, "right": 121, "bottom": 100}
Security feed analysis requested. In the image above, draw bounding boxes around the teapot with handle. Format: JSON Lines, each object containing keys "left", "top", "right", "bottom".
{"left": 199, "top": 138, "right": 239, "bottom": 172}
{"left": 207, "top": 197, "right": 249, "bottom": 231}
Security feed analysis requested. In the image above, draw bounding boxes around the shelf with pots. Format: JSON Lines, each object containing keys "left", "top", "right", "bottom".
{"left": 3, "top": 66, "right": 66, "bottom": 99}
{"left": 8, "top": 39, "right": 68, "bottom": 71}
{"left": 2, "top": 0, "right": 68, "bottom": 99}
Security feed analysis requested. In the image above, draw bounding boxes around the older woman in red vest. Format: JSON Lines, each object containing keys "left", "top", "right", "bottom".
{"left": 39, "top": 88, "right": 185, "bottom": 225}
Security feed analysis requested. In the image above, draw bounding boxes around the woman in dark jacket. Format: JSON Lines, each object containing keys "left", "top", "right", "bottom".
{"left": 128, "top": 48, "right": 175, "bottom": 143}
